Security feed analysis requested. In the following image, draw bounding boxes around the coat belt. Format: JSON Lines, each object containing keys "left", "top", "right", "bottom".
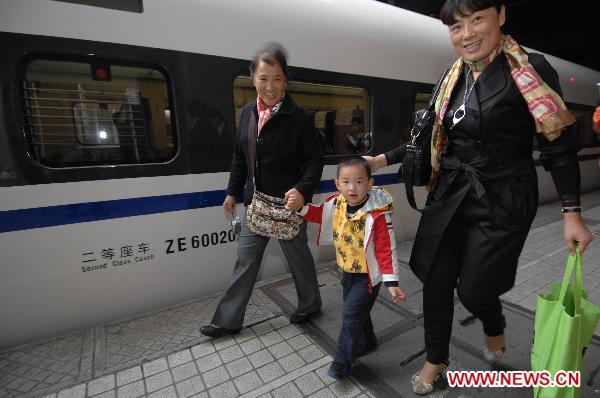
{"left": 433, "top": 155, "right": 487, "bottom": 200}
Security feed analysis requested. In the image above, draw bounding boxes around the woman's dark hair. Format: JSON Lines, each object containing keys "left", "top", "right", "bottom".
{"left": 249, "top": 42, "right": 289, "bottom": 79}
{"left": 337, "top": 156, "right": 372, "bottom": 179}
{"left": 440, "top": 0, "right": 503, "bottom": 25}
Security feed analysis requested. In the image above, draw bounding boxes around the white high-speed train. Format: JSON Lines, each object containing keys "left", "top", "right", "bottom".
{"left": 1, "top": 0, "right": 598, "bottom": 348}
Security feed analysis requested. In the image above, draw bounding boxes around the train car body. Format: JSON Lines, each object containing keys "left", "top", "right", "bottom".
{"left": 1, "top": 0, "right": 598, "bottom": 347}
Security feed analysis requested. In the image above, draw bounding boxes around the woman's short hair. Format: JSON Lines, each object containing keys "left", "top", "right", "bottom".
{"left": 249, "top": 42, "right": 289, "bottom": 79}
{"left": 440, "top": 0, "right": 503, "bottom": 25}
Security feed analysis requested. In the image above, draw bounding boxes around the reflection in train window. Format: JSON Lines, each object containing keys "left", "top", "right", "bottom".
{"left": 22, "top": 59, "right": 176, "bottom": 167}
{"left": 233, "top": 76, "right": 370, "bottom": 156}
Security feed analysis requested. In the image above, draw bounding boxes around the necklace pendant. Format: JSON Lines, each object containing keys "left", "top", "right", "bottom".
{"left": 452, "top": 104, "right": 466, "bottom": 128}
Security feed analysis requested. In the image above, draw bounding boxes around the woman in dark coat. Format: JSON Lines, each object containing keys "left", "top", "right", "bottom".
{"left": 366, "top": 0, "right": 593, "bottom": 394}
{"left": 200, "top": 43, "right": 323, "bottom": 338}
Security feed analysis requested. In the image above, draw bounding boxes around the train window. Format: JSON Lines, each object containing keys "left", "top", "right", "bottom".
{"left": 233, "top": 76, "right": 370, "bottom": 156}
{"left": 22, "top": 59, "right": 175, "bottom": 167}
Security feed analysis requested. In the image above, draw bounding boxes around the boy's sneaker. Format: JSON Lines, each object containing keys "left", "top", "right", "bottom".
{"left": 327, "top": 362, "right": 350, "bottom": 380}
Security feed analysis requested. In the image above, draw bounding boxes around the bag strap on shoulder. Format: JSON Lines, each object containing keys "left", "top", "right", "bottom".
{"left": 247, "top": 109, "right": 258, "bottom": 185}
{"left": 429, "top": 69, "right": 450, "bottom": 111}
{"left": 404, "top": 69, "right": 450, "bottom": 212}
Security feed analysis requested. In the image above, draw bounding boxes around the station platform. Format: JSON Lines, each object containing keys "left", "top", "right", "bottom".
{"left": 2, "top": 191, "right": 600, "bottom": 398}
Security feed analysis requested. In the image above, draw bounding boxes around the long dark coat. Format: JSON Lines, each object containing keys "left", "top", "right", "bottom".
{"left": 409, "top": 53, "right": 578, "bottom": 296}
{"left": 227, "top": 94, "right": 324, "bottom": 206}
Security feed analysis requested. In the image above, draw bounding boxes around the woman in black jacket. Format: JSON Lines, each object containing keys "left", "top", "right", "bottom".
{"left": 200, "top": 43, "right": 323, "bottom": 338}
{"left": 366, "top": 0, "right": 593, "bottom": 394}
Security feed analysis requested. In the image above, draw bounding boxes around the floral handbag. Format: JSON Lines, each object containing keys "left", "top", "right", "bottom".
{"left": 246, "top": 189, "right": 303, "bottom": 240}
{"left": 245, "top": 110, "right": 303, "bottom": 240}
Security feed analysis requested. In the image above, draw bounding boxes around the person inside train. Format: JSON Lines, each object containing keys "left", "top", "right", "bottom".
{"left": 199, "top": 43, "right": 324, "bottom": 338}
{"left": 364, "top": 0, "right": 594, "bottom": 394}
{"left": 346, "top": 116, "right": 370, "bottom": 154}
{"left": 297, "top": 156, "right": 406, "bottom": 380}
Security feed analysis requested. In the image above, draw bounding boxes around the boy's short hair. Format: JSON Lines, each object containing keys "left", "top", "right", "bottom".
{"left": 336, "top": 156, "right": 371, "bottom": 179}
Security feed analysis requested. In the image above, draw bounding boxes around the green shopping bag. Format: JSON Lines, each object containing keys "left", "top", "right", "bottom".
{"left": 531, "top": 250, "right": 600, "bottom": 398}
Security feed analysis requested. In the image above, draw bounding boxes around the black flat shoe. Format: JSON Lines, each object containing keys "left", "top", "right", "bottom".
{"left": 289, "top": 309, "right": 320, "bottom": 324}
{"left": 199, "top": 324, "right": 241, "bottom": 338}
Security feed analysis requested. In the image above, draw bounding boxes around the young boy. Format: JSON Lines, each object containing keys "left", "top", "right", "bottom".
{"left": 299, "top": 156, "right": 406, "bottom": 380}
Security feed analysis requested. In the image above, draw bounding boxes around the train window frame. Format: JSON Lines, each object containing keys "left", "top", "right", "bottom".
{"left": 232, "top": 74, "right": 372, "bottom": 158}
{"left": 52, "top": 0, "right": 144, "bottom": 13}
{"left": 20, "top": 55, "right": 178, "bottom": 168}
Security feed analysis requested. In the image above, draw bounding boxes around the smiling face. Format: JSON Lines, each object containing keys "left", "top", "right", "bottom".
{"left": 335, "top": 164, "right": 373, "bottom": 206}
{"left": 448, "top": 5, "right": 505, "bottom": 62}
{"left": 252, "top": 60, "right": 287, "bottom": 107}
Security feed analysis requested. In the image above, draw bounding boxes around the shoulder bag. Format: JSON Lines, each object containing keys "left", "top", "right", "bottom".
{"left": 245, "top": 110, "right": 303, "bottom": 240}
{"left": 400, "top": 69, "right": 449, "bottom": 212}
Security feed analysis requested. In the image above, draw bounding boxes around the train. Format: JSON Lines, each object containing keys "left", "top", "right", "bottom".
{"left": 1, "top": 0, "right": 599, "bottom": 348}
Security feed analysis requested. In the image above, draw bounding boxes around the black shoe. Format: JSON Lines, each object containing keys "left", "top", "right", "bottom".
{"left": 199, "top": 324, "right": 241, "bottom": 338}
{"left": 289, "top": 309, "right": 320, "bottom": 324}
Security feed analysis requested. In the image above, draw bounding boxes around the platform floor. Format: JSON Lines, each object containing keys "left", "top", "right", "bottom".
{"left": 1, "top": 191, "right": 600, "bottom": 398}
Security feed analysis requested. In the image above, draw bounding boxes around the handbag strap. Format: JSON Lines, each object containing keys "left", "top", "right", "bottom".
{"left": 247, "top": 109, "right": 258, "bottom": 186}
{"left": 403, "top": 151, "right": 420, "bottom": 211}
{"left": 428, "top": 69, "right": 450, "bottom": 112}
{"left": 404, "top": 69, "right": 449, "bottom": 212}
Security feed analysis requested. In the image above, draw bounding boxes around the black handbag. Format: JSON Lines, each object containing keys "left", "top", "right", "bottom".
{"left": 400, "top": 69, "right": 449, "bottom": 212}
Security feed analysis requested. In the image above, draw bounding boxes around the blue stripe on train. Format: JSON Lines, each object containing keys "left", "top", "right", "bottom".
{"left": 0, "top": 173, "right": 400, "bottom": 233}
{"left": 2, "top": 148, "right": 598, "bottom": 235}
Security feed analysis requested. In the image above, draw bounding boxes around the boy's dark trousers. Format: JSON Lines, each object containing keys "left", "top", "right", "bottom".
{"left": 332, "top": 272, "right": 381, "bottom": 375}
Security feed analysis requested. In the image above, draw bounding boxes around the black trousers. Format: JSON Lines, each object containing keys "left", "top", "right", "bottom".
{"left": 422, "top": 187, "right": 527, "bottom": 365}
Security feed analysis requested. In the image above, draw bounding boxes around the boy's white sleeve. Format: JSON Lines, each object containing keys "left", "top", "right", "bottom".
{"left": 298, "top": 205, "right": 310, "bottom": 217}
{"left": 299, "top": 202, "right": 324, "bottom": 224}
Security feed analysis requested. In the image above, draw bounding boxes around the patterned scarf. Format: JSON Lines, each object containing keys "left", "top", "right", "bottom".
{"left": 428, "top": 35, "right": 576, "bottom": 191}
{"left": 257, "top": 94, "right": 284, "bottom": 135}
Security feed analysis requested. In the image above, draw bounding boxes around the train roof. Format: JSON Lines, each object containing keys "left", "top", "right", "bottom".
{"left": 1, "top": 0, "right": 598, "bottom": 105}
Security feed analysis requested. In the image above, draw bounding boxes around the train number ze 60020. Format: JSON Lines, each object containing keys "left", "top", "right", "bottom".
{"left": 165, "top": 230, "right": 236, "bottom": 254}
